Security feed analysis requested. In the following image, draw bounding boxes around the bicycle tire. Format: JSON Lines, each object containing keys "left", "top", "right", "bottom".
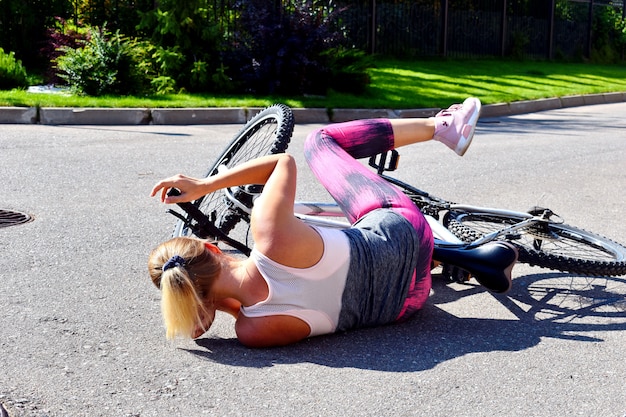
{"left": 444, "top": 210, "right": 626, "bottom": 276}
{"left": 173, "top": 104, "right": 294, "bottom": 244}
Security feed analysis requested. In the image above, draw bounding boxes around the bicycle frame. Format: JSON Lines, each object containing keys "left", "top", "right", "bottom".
{"left": 223, "top": 184, "right": 541, "bottom": 251}
{"left": 293, "top": 201, "right": 541, "bottom": 249}
{"left": 293, "top": 201, "right": 463, "bottom": 244}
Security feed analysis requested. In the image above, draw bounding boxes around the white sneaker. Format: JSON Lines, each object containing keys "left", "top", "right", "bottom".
{"left": 432, "top": 97, "right": 482, "bottom": 156}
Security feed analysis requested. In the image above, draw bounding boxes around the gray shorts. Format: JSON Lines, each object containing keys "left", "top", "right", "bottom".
{"left": 337, "top": 209, "right": 421, "bottom": 331}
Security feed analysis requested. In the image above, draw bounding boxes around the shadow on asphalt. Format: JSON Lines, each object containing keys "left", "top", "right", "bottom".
{"left": 182, "top": 272, "right": 626, "bottom": 372}
{"left": 477, "top": 112, "right": 619, "bottom": 136}
{"left": 60, "top": 125, "right": 194, "bottom": 137}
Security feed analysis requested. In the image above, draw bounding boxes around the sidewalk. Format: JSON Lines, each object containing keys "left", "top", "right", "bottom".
{"left": 1, "top": 92, "right": 625, "bottom": 125}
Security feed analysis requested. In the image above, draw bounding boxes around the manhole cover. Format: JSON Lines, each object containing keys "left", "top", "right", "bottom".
{"left": 0, "top": 209, "right": 33, "bottom": 228}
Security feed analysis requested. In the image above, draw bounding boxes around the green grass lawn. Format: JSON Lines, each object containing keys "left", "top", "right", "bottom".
{"left": 364, "top": 59, "right": 626, "bottom": 108}
{"left": 1, "top": 58, "right": 626, "bottom": 109}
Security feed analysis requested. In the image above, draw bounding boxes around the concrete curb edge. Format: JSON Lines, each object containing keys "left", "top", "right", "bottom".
{"left": 1, "top": 92, "right": 625, "bottom": 125}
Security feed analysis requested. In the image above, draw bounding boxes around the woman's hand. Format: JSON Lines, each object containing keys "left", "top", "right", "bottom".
{"left": 150, "top": 174, "right": 211, "bottom": 204}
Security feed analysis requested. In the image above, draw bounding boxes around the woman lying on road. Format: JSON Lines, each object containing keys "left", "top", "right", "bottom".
{"left": 148, "top": 97, "right": 517, "bottom": 348}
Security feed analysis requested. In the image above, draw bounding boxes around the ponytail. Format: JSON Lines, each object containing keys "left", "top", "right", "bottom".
{"left": 160, "top": 268, "right": 205, "bottom": 339}
{"left": 148, "top": 237, "right": 222, "bottom": 339}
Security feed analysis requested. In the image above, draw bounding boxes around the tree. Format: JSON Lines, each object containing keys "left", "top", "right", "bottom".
{"left": 136, "top": 0, "right": 224, "bottom": 92}
{"left": 0, "top": 0, "right": 73, "bottom": 67}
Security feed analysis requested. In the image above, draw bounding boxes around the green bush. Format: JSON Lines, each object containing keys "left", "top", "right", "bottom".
{"left": 137, "top": 2, "right": 225, "bottom": 93}
{"left": 128, "top": 39, "right": 185, "bottom": 94}
{"left": 41, "top": 18, "right": 90, "bottom": 84}
{"left": 591, "top": 6, "right": 626, "bottom": 63}
{"left": 0, "top": 48, "right": 28, "bottom": 90}
{"left": 323, "top": 47, "right": 372, "bottom": 95}
{"left": 55, "top": 27, "right": 145, "bottom": 96}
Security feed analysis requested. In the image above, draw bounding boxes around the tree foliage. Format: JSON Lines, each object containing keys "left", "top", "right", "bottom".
{"left": 4, "top": 0, "right": 623, "bottom": 95}
{"left": 0, "top": 48, "right": 28, "bottom": 89}
{"left": 222, "top": 0, "right": 349, "bottom": 95}
{"left": 0, "top": 0, "right": 73, "bottom": 67}
{"left": 136, "top": 0, "right": 225, "bottom": 92}
{"left": 55, "top": 27, "right": 145, "bottom": 95}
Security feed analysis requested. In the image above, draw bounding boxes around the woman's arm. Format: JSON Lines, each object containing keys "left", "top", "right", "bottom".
{"left": 235, "top": 315, "right": 310, "bottom": 348}
{"left": 150, "top": 154, "right": 294, "bottom": 204}
{"left": 151, "top": 153, "right": 324, "bottom": 268}
{"left": 248, "top": 155, "right": 324, "bottom": 267}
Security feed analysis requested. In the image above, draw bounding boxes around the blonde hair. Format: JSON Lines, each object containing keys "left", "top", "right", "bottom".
{"left": 148, "top": 237, "right": 222, "bottom": 339}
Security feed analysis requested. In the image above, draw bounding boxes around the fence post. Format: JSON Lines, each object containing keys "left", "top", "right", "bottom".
{"left": 547, "top": 0, "right": 555, "bottom": 59}
{"left": 500, "top": 0, "right": 507, "bottom": 56}
{"left": 441, "top": 0, "right": 449, "bottom": 56}
{"left": 586, "top": 0, "right": 594, "bottom": 59}
{"left": 370, "top": 0, "right": 377, "bottom": 54}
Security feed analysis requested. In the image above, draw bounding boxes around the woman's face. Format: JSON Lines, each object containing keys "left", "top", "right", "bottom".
{"left": 192, "top": 304, "right": 216, "bottom": 339}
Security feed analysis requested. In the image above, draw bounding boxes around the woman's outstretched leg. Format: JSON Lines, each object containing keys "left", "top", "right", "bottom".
{"left": 302, "top": 97, "right": 482, "bottom": 317}
{"left": 304, "top": 97, "right": 482, "bottom": 223}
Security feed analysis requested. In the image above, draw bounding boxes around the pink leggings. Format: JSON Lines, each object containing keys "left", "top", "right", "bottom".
{"left": 304, "top": 119, "right": 433, "bottom": 318}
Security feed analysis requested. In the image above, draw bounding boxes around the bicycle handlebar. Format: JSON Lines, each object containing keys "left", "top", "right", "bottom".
{"left": 165, "top": 188, "right": 252, "bottom": 256}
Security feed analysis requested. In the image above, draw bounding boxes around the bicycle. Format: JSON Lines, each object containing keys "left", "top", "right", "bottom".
{"left": 165, "top": 104, "right": 626, "bottom": 286}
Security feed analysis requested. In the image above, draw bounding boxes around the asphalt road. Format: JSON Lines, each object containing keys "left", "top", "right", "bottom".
{"left": 1, "top": 103, "right": 625, "bottom": 417}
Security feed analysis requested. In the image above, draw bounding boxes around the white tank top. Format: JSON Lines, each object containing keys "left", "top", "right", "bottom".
{"left": 240, "top": 226, "right": 351, "bottom": 336}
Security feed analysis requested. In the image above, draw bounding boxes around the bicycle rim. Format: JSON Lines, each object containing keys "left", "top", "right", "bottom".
{"left": 445, "top": 210, "right": 626, "bottom": 276}
{"left": 173, "top": 104, "right": 294, "bottom": 245}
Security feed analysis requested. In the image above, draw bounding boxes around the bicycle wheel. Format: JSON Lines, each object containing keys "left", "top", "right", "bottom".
{"left": 444, "top": 209, "right": 626, "bottom": 276}
{"left": 172, "top": 104, "right": 294, "bottom": 246}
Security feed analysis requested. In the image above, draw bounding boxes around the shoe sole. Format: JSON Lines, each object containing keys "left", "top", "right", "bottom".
{"left": 454, "top": 98, "right": 482, "bottom": 156}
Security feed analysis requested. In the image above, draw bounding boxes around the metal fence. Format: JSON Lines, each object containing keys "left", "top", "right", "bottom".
{"left": 40, "top": 0, "right": 626, "bottom": 60}
{"left": 2, "top": 0, "right": 624, "bottom": 66}
{"left": 335, "top": 0, "right": 625, "bottom": 59}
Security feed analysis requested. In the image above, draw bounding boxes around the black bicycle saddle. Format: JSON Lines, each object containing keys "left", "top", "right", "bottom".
{"left": 433, "top": 241, "right": 519, "bottom": 293}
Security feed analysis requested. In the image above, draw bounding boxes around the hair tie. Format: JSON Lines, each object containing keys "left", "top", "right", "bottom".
{"left": 162, "top": 255, "right": 186, "bottom": 272}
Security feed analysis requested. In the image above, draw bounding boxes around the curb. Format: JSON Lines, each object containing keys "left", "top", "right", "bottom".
{"left": 151, "top": 108, "right": 247, "bottom": 125}
{"left": 0, "top": 106, "right": 38, "bottom": 124}
{"left": 1, "top": 93, "right": 625, "bottom": 125}
{"left": 39, "top": 107, "right": 151, "bottom": 125}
